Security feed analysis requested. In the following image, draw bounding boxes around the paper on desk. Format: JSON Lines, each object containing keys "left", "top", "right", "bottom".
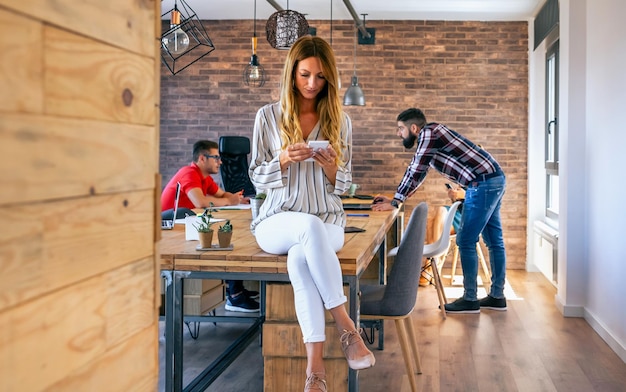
{"left": 184, "top": 215, "right": 226, "bottom": 241}
{"left": 218, "top": 203, "right": 252, "bottom": 210}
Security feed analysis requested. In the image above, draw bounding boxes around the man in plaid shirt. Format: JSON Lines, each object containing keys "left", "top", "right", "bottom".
{"left": 373, "top": 108, "right": 507, "bottom": 313}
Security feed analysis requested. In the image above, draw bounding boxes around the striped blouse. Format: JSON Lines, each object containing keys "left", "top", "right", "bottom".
{"left": 394, "top": 122, "right": 503, "bottom": 202}
{"left": 249, "top": 102, "right": 353, "bottom": 233}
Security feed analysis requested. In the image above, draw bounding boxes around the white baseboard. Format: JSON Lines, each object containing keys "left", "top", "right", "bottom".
{"left": 584, "top": 308, "right": 626, "bottom": 364}
{"left": 555, "top": 294, "right": 626, "bottom": 363}
{"left": 554, "top": 293, "right": 584, "bottom": 317}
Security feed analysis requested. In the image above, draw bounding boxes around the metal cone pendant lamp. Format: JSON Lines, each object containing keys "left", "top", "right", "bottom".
{"left": 343, "top": 27, "right": 365, "bottom": 106}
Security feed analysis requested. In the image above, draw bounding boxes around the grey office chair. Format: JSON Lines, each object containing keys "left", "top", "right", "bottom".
{"left": 360, "top": 202, "right": 428, "bottom": 392}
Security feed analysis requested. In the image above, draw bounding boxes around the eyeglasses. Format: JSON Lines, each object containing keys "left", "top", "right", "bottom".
{"left": 203, "top": 154, "right": 221, "bottom": 161}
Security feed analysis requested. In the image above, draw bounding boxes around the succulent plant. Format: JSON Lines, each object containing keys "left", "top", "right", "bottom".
{"left": 218, "top": 220, "right": 233, "bottom": 233}
{"left": 194, "top": 204, "right": 216, "bottom": 233}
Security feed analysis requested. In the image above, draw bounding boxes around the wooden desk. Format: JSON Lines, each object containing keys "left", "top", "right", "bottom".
{"left": 160, "top": 207, "right": 402, "bottom": 392}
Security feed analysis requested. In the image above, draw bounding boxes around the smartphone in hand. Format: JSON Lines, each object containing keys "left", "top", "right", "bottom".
{"left": 305, "top": 140, "right": 329, "bottom": 162}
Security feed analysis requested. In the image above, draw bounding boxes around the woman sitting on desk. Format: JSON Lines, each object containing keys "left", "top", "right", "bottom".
{"left": 249, "top": 36, "right": 375, "bottom": 392}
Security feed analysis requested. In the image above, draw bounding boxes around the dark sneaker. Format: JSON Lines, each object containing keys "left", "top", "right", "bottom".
{"left": 444, "top": 297, "right": 480, "bottom": 314}
{"left": 225, "top": 288, "right": 260, "bottom": 299}
{"left": 479, "top": 295, "right": 507, "bottom": 311}
{"left": 243, "top": 289, "right": 259, "bottom": 299}
{"left": 225, "top": 295, "right": 259, "bottom": 313}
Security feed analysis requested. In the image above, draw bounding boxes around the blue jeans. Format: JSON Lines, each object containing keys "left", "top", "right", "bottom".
{"left": 456, "top": 175, "right": 507, "bottom": 301}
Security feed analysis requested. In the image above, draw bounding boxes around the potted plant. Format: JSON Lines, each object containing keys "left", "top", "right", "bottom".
{"left": 194, "top": 206, "right": 216, "bottom": 248}
{"left": 217, "top": 220, "right": 233, "bottom": 248}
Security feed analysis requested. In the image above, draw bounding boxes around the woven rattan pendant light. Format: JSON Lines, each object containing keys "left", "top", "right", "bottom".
{"left": 265, "top": 0, "right": 309, "bottom": 50}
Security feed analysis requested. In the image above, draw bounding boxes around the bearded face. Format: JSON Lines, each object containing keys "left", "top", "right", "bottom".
{"left": 402, "top": 132, "right": 417, "bottom": 149}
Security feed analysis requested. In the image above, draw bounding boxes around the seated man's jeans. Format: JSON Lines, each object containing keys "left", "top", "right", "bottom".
{"left": 226, "top": 280, "right": 244, "bottom": 296}
{"left": 456, "top": 175, "right": 507, "bottom": 301}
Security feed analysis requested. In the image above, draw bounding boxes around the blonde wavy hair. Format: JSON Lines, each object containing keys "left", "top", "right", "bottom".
{"left": 278, "top": 36, "right": 345, "bottom": 164}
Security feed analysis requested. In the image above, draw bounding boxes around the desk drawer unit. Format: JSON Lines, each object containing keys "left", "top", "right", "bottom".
{"left": 263, "top": 282, "right": 349, "bottom": 392}
{"left": 160, "top": 279, "right": 225, "bottom": 316}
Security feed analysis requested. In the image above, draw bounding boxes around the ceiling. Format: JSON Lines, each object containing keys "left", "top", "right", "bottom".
{"left": 161, "top": 0, "right": 544, "bottom": 22}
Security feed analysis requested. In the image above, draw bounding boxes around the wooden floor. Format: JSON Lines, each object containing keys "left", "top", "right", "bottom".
{"left": 158, "top": 270, "right": 626, "bottom": 392}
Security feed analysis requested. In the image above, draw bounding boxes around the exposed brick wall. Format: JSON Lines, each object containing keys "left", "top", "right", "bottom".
{"left": 160, "top": 19, "right": 528, "bottom": 269}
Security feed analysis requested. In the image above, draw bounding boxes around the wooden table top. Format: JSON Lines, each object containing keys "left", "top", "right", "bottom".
{"left": 159, "top": 206, "right": 400, "bottom": 277}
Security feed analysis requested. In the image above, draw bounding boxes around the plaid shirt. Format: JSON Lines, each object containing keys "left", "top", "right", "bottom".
{"left": 394, "top": 122, "right": 503, "bottom": 202}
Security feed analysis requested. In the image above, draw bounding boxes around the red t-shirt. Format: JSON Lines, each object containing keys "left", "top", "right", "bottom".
{"left": 161, "top": 163, "right": 220, "bottom": 211}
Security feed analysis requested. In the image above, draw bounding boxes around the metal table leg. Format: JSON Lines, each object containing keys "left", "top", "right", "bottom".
{"left": 163, "top": 270, "right": 186, "bottom": 392}
{"left": 346, "top": 275, "right": 359, "bottom": 392}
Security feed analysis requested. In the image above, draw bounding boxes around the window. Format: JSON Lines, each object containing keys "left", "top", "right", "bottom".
{"left": 545, "top": 40, "right": 559, "bottom": 219}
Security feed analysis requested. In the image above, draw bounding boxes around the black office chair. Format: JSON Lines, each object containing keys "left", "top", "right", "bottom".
{"left": 218, "top": 136, "right": 257, "bottom": 197}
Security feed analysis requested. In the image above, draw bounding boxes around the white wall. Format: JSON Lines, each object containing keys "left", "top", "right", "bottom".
{"left": 557, "top": 0, "right": 588, "bottom": 316}
{"left": 528, "top": 0, "right": 626, "bottom": 363}
{"left": 581, "top": 0, "right": 626, "bottom": 361}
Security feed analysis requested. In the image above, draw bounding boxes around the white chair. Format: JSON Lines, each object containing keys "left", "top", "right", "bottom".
{"left": 422, "top": 201, "right": 462, "bottom": 319}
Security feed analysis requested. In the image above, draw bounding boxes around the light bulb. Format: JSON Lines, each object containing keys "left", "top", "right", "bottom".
{"left": 162, "top": 10, "right": 189, "bottom": 55}
{"left": 249, "top": 66, "right": 261, "bottom": 81}
{"left": 162, "top": 26, "right": 189, "bottom": 55}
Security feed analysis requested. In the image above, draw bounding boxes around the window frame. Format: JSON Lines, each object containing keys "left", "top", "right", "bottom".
{"left": 545, "top": 39, "right": 559, "bottom": 219}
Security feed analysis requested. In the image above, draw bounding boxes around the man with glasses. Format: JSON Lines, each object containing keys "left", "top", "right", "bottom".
{"left": 161, "top": 140, "right": 244, "bottom": 210}
{"left": 161, "top": 140, "right": 259, "bottom": 312}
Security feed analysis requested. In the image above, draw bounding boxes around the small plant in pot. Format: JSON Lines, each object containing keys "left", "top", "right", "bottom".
{"left": 194, "top": 205, "right": 216, "bottom": 248}
{"left": 217, "top": 220, "right": 233, "bottom": 248}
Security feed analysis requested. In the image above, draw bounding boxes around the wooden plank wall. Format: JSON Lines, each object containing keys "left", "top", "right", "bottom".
{"left": 0, "top": 1, "right": 160, "bottom": 390}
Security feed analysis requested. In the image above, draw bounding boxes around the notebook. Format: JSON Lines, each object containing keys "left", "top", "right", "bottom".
{"left": 342, "top": 203, "right": 373, "bottom": 210}
{"left": 162, "top": 182, "right": 181, "bottom": 230}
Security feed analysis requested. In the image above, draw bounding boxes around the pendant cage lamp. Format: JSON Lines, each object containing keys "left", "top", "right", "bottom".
{"left": 161, "top": 0, "right": 216, "bottom": 75}
{"left": 266, "top": 1, "right": 309, "bottom": 50}
{"left": 343, "top": 26, "right": 365, "bottom": 106}
{"left": 244, "top": 0, "right": 267, "bottom": 87}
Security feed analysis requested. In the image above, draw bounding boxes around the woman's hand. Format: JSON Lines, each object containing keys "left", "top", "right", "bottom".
{"left": 312, "top": 145, "right": 337, "bottom": 170}
{"left": 280, "top": 142, "right": 313, "bottom": 168}
{"left": 280, "top": 142, "right": 313, "bottom": 171}
{"left": 313, "top": 145, "right": 338, "bottom": 185}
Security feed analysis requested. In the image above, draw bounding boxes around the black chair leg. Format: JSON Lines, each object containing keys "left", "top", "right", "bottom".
{"left": 360, "top": 319, "right": 384, "bottom": 350}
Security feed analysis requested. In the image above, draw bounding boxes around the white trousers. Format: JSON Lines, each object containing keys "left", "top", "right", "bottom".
{"left": 254, "top": 211, "right": 346, "bottom": 343}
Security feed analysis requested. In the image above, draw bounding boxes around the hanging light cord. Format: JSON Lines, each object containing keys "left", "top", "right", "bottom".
{"left": 330, "top": 0, "right": 333, "bottom": 45}
{"left": 253, "top": 0, "right": 257, "bottom": 37}
{"left": 352, "top": 27, "right": 357, "bottom": 75}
